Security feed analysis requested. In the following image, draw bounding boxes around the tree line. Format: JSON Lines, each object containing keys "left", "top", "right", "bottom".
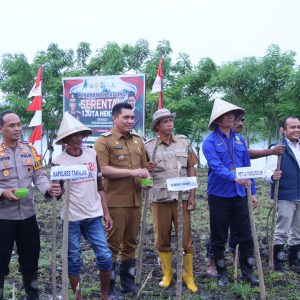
{"left": 1, "top": 40, "right": 299, "bottom": 163}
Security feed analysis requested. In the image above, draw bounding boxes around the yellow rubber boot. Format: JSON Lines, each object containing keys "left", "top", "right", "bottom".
{"left": 183, "top": 254, "right": 198, "bottom": 293}
{"left": 158, "top": 252, "right": 173, "bottom": 288}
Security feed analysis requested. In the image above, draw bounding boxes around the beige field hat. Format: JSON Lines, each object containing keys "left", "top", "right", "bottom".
{"left": 55, "top": 112, "right": 92, "bottom": 145}
{"left": 151, "top": 108, "right": 176, "bottom": 131}
{"left": 208, "top": 99, "right": 244, "bottom": 130}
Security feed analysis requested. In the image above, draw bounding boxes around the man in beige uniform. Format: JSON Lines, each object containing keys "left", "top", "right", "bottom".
{"left": 0, "top": 110, "right": 61, "bottom": 300}
{"left": 146, "top": 108, "right": 199, "bottom": 293}
{"left": 94, "top": 102, "right": 150, "bottom": 296}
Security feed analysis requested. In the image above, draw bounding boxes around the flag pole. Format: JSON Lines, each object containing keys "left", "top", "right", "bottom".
{"left": 158, "top": 57, "right": 163, "bottom": 109}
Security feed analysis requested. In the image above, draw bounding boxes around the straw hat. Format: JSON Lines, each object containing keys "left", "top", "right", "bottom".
{"left": 55, "top": 112, "right": 92, "bottom": 145}
{"left": 151, "top": 108, "right": 176, "bottom": 131}
{"left": 208, "top": 99, "right": 244, "bottom": 130}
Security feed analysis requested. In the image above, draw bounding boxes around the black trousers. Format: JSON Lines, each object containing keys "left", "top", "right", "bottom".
{"left": 208, "top": 195, "right": 253, "bottom": 259}
{"left": 206, "top": 224, "right": 238, "bottom": 257}
{"left": 0, "top": 215, "right": 40, "bottom": 276}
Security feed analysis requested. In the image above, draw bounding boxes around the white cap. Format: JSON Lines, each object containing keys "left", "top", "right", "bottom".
{"left": 55, "top": 112, "right": 92, "bottom": 145}
{"left": 208, "top": 99, "right": 244, "bottom": 130}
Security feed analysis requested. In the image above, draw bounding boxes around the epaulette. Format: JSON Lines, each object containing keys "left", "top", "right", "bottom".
{"left": 176, "top": 134, "right": 188, "bottom": 139}
{"left": 0, "top": 142, "right": 7, "bottom": 152}
{"left": 145, "top": 138, "right": 156, "bottom": 144}
{"left": 19, "top": 141, "right": 33, "bottom": 148}
{"left": 101, "top": 132, "right": 112, "bottom": 137}
{"left": 131, "top": 130, "right": 141, "bottom": 137}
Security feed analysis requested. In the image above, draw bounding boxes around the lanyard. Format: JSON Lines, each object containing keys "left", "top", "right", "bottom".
{"left": 217, "top": 133, "right": 236, "bottom": 168}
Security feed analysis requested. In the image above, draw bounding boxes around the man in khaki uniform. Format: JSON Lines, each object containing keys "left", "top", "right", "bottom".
{"left": 94, "top": 102, "right": 150, "bottom": 296}
{"left": 0, "top": 110, "right": 61, "bottom": 300}
{"left": 145, "top": 108, "right": 199, "bottom": 293}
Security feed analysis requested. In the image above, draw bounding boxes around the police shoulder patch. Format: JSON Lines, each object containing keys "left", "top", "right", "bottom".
{"left": 101, "top": 132, "right": 112, "bottom": 137}
{"left": 27, "top": 143, "right": 43, "bottom": 170}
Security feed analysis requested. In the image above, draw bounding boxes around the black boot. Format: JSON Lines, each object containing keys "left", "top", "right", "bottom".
{"left": 119, "top": 259, "right": 139, "bottom": 294}
{"left": 0, "top": 275, "right": 4, "bottom": 300}
{"left": 215, "top": 258, "right": 229, "bottom": 287}
{"left": 288, "top": 245, "right": 300, "bottom": 273}
{"left": 274, "top": 244, "right": 286, "bottom": 272}
{"left": 22, "top": 273, "right": 39, "bottom": 300}
{"left": 239, "top": 256, "right": 259, "bottom": 286}
{"left": 109, "top": 262, "right": 120, "bottom": 299}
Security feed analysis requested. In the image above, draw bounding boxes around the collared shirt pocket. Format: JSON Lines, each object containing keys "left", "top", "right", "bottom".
{"left": 111, "top": 149, "right": 130, "bottom": 167}
{"left": 235, "top": 142, "right": 247, "bottom": 162}
{"left": 235, "top": 142, "right": 246, "bottom": 152}
{"left": 214, "top": 143, "right": 227, "bottom": 161}
{"left": 152, "top": 180, "right": 168, "bottom": 201}
{"left": 21, "top": 156, "right": 35, "bottom": 177}
{"left": 0, "top": 159, "right": 15, "bottom": 180}
{"left": 175, "top": 152, "right": 188, "bottom": 168}
{"left": 152, "top": 153, "right": 165, "bottom": 172}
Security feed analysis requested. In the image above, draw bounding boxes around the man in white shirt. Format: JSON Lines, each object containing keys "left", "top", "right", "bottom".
{"left": 265, "top": 116, "right": 300, "bottom": 272}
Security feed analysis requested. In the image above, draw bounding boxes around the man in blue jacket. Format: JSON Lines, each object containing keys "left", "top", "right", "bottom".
{"left": 203, "top": 99, "right": 258, "bottom": 287}
{"left": 265, "top": 116, "right": 300, "bottom": 273}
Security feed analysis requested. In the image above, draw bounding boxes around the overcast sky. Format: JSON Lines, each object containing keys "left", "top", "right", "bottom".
{"left": 0, "top": 0, "right": 299, "bottom": 66}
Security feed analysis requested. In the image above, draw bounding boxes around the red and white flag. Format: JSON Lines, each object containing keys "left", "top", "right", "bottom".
{"left": 28, "top": 125, "right": 42, "bottom": 154}
{"left": 151, "top": 57, "right": 163, "bottom": 109}
{"left": 29, "top": 110, "right": 42, "bottom": 127}
{"left": 27, "top": 67, "right": 43, "bottom": 155}
{"left": 27, "top": 96, "right": 42, "bottom": 111}
{"left": 28, "top": 125, "right": 42, "bottom": 143}
{"left": 28, "top": 66, "right": 42, "bottom": 98}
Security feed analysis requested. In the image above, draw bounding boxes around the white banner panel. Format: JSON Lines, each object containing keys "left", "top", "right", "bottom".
{"left": 236, "top": 167, "right": 265, "bottom": 179}
{"left": 166, "top": 176, "right": 198, "bottom": 191}
{"left": 50, "top": 165, "right": 89, "bottom": 180}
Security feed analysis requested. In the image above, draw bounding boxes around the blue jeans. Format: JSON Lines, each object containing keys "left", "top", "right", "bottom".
{"left": 68, "top": 217, "right": 112, "bottom": 276}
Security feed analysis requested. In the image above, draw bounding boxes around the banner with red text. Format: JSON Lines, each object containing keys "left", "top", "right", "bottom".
{"left": 62, "top": 74, "right": 145, "bottom": 143}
